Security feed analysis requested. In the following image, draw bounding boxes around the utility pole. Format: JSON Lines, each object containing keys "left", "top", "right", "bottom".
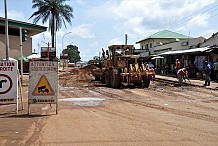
{"left": 19, "top": 27, "right": 23, "bottom": 84}
{"left": 62, "top": 32, "right": 71, "bottom": 69}
{"left": 47, "top": 42, "right": 50, "bottom": 61}
{"left": 4, "top": 0, "right": 9, "bottom": 60}
{"left": 125, "top": 34, "right": 127, "bottom": 45}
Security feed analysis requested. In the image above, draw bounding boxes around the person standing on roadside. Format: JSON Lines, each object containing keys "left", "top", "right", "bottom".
{"left": 177, "top": 68, "right": 188, "bottom": 87}
{"left": 175, "top": 59, "right": 181, "bottom": 76}
{"left": 204, "top": 61, "right": 211, "bottom": 86}
{"left": 213, "top": 59, "right": 218, "bottom": 81}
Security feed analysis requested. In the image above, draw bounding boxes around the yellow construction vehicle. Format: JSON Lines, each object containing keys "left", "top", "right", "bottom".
{"left": 92, "top": 45, "right": 155, "bottom": 88}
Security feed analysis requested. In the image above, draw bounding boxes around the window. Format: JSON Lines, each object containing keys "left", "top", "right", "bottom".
{"left": 150, "top": 43, "right": 152, "bottom": 48}
{"left": 181, "top": 42, "right": 188, "bottom": 46}
{"left": 145, "top": 44, "right": 148, "bottom": 49}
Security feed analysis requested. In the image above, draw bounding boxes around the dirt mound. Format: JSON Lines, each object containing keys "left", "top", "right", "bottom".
{"left": 59, "top": 67, "right": 93, "bottom": 87}
{"left": 82, "top": 64, "right": 98, "bottom": 70}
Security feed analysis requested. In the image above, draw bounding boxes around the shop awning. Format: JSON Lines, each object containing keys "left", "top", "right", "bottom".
{"left": 158, "top": 47, "right": 212, "bottom": 56}
{"left": 17, "top": 56, "right": 29, "bottom": 62}
{"left": 151, "top": 56, "right": 164, "bottom": 60}
{"left": 27, "top": 54, "right": 41, "bottom": 59}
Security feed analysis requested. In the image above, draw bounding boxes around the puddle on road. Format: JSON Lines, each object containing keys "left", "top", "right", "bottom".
{"left": 59, "top": 97, "right": 105, "bottom": 107}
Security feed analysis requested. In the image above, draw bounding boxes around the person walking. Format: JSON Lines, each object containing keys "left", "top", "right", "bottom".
{"left": 213, "top": 59, "right": 218, "bottom": 81}
{"left": 204, "top": 61, "right": 211, "bottom": 86}
{"left": 177, "top": 68, "right": 188, "bottom": 87}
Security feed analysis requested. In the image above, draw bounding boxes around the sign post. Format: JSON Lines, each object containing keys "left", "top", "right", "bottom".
{"left": 0, "top": 61, "right": 18, "bottom": 113}
{"left": 60, "top": 53, "right": 68, "bottom": 69}
{"left": 28, "top": 61, "right": 58, "bottom": 114}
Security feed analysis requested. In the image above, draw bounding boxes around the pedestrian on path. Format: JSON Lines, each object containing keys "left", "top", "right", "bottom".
{"left": 204, "top": 61, "right": 211, "bottom": 86}
{"left": 175, "top": 59, "right": 181, "bottom": 71}
{"left": 213, "top": 59, "right": 218, "bottom": 81}
{"left": 175, "top": 59, "right": 181, "bottom": 77}
{"left": 177, "top": 68, "right": 188, "bottom": 87}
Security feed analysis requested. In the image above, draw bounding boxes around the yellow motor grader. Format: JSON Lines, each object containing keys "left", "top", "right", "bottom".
{"left": 92, "top": 45, "right": 155, "bottom": 88}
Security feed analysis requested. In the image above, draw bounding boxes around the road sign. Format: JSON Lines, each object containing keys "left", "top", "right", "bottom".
{"left": 29, "top": 61, "right": 58, "bottom": 104}
{"left": 32, "top": 75, "right": 54, "bottom": 96}
{"left": 0, "top": 61, "right": 18, "bottom": 104}
{"left": 41, "top": 47, "right": 56, "bottom": 59}
{"left": 0, "top": 74, "right": 12, "bottom": 94}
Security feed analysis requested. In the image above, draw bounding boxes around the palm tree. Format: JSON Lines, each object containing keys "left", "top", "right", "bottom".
{"left": 30, "top": 0, "right": 73, "bottom": 48}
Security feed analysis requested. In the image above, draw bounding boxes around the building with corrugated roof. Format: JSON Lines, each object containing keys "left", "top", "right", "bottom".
{"left": 136, "top": 29, "right": 205, "bottom": 56}
{"left": 136, "top": 30, "right": 218, "bottom": 76}
{"left": 0, "top": 17, "right": 47, "bottom": 59}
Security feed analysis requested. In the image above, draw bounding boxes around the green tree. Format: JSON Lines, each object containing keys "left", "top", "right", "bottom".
{"left": 93, "top": 56, "right": 100, "bottom": 60}
{"left": 63, "top": 44, "right": 81, "bottom": 63}
{"left": 30, "top": 0, "right": 74, "bottom": 47}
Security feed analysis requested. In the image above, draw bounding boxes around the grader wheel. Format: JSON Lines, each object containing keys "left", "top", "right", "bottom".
{"left": 100, "top": 73, "right": 105, "bottom": 84}
{"left": 110, "top": 69, "right": 121, "bottom": 88}
{"left": 142, "top": 76, "right": 150, "bottom": 88}
{"left": 105, "top": 70, "right": 111, "bottom": 87}
{"left": 95, "top": 76, "right": 100, "bottom": 81}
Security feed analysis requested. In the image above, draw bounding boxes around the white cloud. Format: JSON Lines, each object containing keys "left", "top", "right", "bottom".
{"left": 8, "top": 10, "right": 25, "bottom": 21}
{"left": 176, "top": 13, "right": 211, "bottom": 32}
{"left": 68, "top": 24, "right": 95, "bottom": 38}
{"left": 0, "top": 10, "right": 25, "bottom": 21}
{"left": 87, "top": 0, "right": 216, "bottom": 37}
{"left": 108, "top": 37, "right": 123, "bottom": 46}
{"left": 186, "top": 14, "right": 210, "bottom": 27}
{"left": 76, "top": 0, "right": 86, "bottom": 5}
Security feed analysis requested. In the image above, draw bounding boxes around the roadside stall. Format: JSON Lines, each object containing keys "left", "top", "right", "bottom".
{"left": 158, "top": 47, "right": 214, "bottom": 78}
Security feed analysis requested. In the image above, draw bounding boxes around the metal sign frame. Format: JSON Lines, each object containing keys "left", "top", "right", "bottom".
{"left": 0, "top": 61, "right": 18, "bottom": 113}
{"left": 28, "top": 61, "right": 58, "bottom": 114}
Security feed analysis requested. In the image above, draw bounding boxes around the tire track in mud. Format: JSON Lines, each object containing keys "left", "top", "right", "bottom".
{"left": 79, "top": 92, "right": 218, "bottom": 138}
{"left": 90, "top": 87, "right": 218, "bottom": 123}
{"left": 147, "top": 86, "right": 218, "bottom": 111}
{"left": 85, "top": 102, "right": 218, "bottom": 138}
{"left": 59, "top": 68, "right": 218, "bottom": 123}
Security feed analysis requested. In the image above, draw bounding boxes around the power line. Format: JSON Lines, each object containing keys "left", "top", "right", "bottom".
{"left": 168, "top": 4, "right": 218, "bottom": 30}
{"left": 168, "top": 5, "right": 218, "bottom": 30}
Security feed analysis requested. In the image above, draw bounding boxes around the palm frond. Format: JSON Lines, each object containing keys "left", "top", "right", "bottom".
{"left": 30, "top": 0, "right": 74, "bottom": 47}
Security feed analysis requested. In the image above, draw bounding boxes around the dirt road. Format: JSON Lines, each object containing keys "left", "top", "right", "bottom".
{"left": 0, "top": 67, "right": 218, "bottom": 146}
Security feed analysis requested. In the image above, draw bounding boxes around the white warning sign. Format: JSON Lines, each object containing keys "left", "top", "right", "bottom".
{"left": 0, "top": 61, "right": 18, "bottom": 104}
{"left": 29, "top": 61, "right": 58, "bottom": 104}
{"left": 32, "top": 75, "right": 55, "bottom": 96}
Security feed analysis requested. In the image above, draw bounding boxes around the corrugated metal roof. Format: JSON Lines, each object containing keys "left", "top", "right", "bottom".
{"left": 148, "top": 30, "right": 189, "bottom": 39}
{"left": 158, "top": 47, "right": 212, "bottom": 55}
{"left": 0, "top": 17, "right": 47, "bottom": 36}
{"left": 136, "top": 30, "right": 190, "bottom": 43}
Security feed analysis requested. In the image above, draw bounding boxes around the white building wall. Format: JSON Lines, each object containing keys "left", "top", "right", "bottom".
{"left": 138, "top": 37, "right": 205, "bottom": 55}
{"left": 153, "top": 37, "right": 205, "bottom": 55}
{"left": 139, "top": 38, "right": 177, "bottom": 55}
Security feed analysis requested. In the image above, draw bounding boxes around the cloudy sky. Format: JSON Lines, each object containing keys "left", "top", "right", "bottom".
{"left": 0, "top": 0, "right": 218, "bottom": 61}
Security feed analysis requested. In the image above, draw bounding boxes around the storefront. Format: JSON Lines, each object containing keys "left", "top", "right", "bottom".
{"left": 158, "top": 47, "right": 216, "bottom": 77}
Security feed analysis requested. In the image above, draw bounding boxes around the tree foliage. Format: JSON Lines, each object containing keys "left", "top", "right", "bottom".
{"left": 63, "top": 44, "right": 81, "bottom": 63}
{"left": 30, "top": 0, "right": 74, "bottom": 47}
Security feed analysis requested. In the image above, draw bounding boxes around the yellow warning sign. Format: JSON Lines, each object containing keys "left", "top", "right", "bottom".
{"left": 32, "top": 75, "right": 55, "bottom": 96}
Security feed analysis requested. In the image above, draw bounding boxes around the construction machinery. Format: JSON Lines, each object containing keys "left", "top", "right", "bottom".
{"left": 92, "top": 45, "right": 155, "bottom": 88}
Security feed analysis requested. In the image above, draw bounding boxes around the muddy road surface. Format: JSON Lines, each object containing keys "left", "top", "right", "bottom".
{"left": 0, "top": 67, "right": 218, "bottom": 146}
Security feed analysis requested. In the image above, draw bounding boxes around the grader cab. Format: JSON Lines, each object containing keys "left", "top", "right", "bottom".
{"left": 92, "top": 45, "right": 155, "bottom": 88}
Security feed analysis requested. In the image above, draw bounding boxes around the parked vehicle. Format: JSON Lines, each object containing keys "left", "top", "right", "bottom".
{"left": 68, "top": 63, "right": 75, "bottom": 67}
